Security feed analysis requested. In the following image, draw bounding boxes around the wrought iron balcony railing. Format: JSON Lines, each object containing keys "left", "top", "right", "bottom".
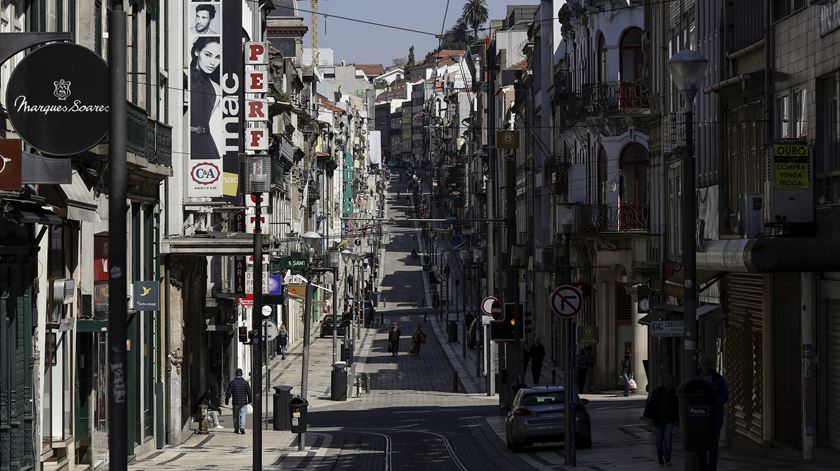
{"left": 579, "top": 80, "right": 652, "bottom": 115}
{"left": 578, "top": 204, "right": 649, "bottom": 233}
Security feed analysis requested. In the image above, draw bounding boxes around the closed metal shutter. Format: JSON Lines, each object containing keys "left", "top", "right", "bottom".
{"left": 825, "top": 300, "right": 840, "bottom": 451}
{"left": 725, "top": 273, "right": 764, "bottom": 444}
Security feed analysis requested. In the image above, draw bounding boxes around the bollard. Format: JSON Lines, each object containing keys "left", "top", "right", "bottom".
{"left": 453, "top": 372, "right": 459, "bottom": 392}
{"left": 552, "top": 369, "right": 557, "bottom": 385}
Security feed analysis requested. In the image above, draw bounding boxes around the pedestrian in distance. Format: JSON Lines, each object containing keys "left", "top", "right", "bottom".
{"left": 576, "top": 345, "right": 594, "bottom": 393}
{"left": 643, "top": 375, "right": 679, "bottom": 466}
{"left": 194, "top": 390, "right": 223, "bottom": 430}
{"left": 699, "top": 354, "right": 729, "bottom": 471}
{"left": 224, "top": 368, "right": 252, "bottom": 434}
{"left": 529, "top": 337, "right": 546, "bottom": 385}
{"left": 277, "top": 323, "right": 288, "bottom": 360}
{"left": 410, "top": 324, "right": 427, "bottom": 355}
{"left": 388, "top": 322, "right": 401, "bottom": 356}
{"left": 621, "top": 348, "right": 633, "bottom": 397}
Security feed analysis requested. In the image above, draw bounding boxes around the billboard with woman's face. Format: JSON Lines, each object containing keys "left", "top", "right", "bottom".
{"left": 186, "top": 1, "right": 242, "bottom": 198}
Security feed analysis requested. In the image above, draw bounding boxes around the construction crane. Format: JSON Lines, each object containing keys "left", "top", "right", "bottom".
{"left": 310, "top": 0, "right": 319, "bottom": 67}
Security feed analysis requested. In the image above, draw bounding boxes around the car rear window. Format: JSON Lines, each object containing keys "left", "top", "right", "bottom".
{"left": 522, "top": 393, "right": 563, "bottom": 406}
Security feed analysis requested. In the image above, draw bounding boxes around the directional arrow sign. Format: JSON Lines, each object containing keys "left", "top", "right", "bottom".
{"left": 550, "top": 285, "right": 583, "bottom": 318}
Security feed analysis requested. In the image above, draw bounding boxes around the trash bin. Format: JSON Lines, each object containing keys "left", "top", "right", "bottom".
{"left": 447, "top": 321, "right": 458, "bottom": 343}
{"left": 677, "top": 378, "right": 715, "bottom": 451}
{"left": 340, "top": 343, "right": 349, "bottom": 362}
{"left": 331, "top": 361, "right": 348, "bottom": 401}
{"left": 289, "top": 396, "right": 309, "bottom": 434}
{"left": 272, "top": 385, "right": 293, "bottom": 431}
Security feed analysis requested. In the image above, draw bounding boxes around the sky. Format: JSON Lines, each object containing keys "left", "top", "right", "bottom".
{"left": 298, "top": 0, "right": 531, "bottom": 66}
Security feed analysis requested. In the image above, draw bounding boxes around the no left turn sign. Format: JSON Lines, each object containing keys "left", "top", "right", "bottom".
{"left": 550, "top": 285, "right": 583, "bottom": 318}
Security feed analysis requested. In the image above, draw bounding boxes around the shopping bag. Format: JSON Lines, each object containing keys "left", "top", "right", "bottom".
{"left": 628, "top": 378, "right": 638, "bottom": 391}
{"left": 245, "top": 403, "right": 253, "bottom": 415}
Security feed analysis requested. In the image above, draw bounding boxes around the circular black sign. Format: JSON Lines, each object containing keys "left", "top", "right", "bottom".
{"left": 5, "top": 43, "right": 109, "bottom": 156}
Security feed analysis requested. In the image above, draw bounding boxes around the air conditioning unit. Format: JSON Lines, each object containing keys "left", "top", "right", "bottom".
{"left": 737, "top": 193, "right": 763, "bottom": 238}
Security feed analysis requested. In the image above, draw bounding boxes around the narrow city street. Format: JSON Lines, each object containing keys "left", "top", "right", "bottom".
{"left": 127, "top": 174, "right": 839, "bottom": 471}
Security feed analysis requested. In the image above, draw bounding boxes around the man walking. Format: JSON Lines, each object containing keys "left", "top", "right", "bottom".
{"left": 388, "top": 322, "right": 401, "bottom": 356}
{"left": 529, "top": 337, "right": 546, "bottom": 385}
{"left": 700, "top": 354, "right": 728, "bottom": 471}
{"left": 225, "top": 368, "right": 252, "bottom": 434}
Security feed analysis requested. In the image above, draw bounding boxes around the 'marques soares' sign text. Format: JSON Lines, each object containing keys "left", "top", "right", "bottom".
{"left": 5, "top": 43, "right": 109, "bottom": 156}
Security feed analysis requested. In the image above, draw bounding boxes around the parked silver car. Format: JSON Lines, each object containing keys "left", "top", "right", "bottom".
{"left": 505, "top": 386, "right": 592, "bottom": 452}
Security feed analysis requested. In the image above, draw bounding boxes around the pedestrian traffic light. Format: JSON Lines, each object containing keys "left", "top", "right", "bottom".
{"left": 523, "top": 310, "right": 533, "bottom": 336}
{"left": 238, "top": 326, "right": 249, "bottom": 344}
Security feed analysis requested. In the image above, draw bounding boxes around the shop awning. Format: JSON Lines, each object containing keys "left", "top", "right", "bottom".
{"left": 698, "top": 237, "right": 840, "bottom": 273}
{"left": 664, "top": 270, "right": 724, "bottom": 298}
{"left": 59, "top": 173, "right": 98, "bottom": 222}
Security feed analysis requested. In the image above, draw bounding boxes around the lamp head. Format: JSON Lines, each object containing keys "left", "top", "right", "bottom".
{"left": 341, "top": 248, "right": 352, "bottom": 262}
{"left": 668, "top": 49, "right": 707, "bottom": 104}
{"left": 301, "top": 231, "right": 322, "bottom": 251}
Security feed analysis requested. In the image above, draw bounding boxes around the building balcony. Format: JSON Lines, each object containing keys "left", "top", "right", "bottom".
{"left": 577, "top": 204, "right": 649, "bottom": 233}
{"left": 578, "top": 80, "right": 652, "bottom": 116}
{"left": 127, "top": 101, "right": 172, "bottom": 167}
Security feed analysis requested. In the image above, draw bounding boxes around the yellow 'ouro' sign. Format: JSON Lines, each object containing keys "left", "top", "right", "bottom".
{"left": 772, "top": 143, "right": 810, "bottom": 190}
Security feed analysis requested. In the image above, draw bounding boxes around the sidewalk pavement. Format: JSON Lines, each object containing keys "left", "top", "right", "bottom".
{"left": 130, "top": 324, "right": 377, "bottom": 469}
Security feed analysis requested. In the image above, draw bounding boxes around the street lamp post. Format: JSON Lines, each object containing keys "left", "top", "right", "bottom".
{"left": 668, "top": 50, "right": 707, "bottom": 383}
{"left": 340, "top": 249, "right": 352, "bottom": 364}
{"left": 298, "top": 231, "right": 322, "bottom": 451}
{"left": 669, "top": 49, "right": 707, "bottom": 471}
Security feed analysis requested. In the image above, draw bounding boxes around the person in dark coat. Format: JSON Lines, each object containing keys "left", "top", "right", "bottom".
{"left": 225, "top": 368, "right": 252, "bottom": 434}
{"left": 529, "top": 337, "right": 546, "bottom": 384}
{"left": 388, "top": 322, "right": 401, "bottom": 356}
{"left": 277, "top": 323, "right": 289, "bottom": 359}
{"left": 644, "top": 375, "right": 679, "bottom": 465}
{"left": 700, "top": 354, "right": 729, "bottom": 471}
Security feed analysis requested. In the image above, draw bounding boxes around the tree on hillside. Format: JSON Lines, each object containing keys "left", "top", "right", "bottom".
{"left": 461, "top": 0, "right": 489, "bottom": 38}
{"left": 425, "top": 18, "right": 476, "bottom": 61}
{"left": 407, "top": 46, "right": 416, "bottom": 67}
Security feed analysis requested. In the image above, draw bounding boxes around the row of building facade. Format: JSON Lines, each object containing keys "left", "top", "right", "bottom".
{"left": 0, "top": 0, "right": 383, "bottom": 469}
{"left": 371, "top": 0, "right": 840, "bottom": 461}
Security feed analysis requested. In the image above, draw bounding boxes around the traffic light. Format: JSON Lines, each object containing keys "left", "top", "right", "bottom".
{"left": 523, "top": 310, "right": 533, "bottom": 337}
{"left": 238, "top": 326, "right": 249, "bottom": 344}
{"left": 492, "top": 303, "right": 522, "bottom": 341}
{"left": 510, "top": 304, "right": 524, "bottom": 341}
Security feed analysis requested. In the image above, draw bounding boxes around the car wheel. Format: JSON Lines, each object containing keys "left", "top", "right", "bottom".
{"left": 576, "top": 435, "right": 592, "bottom": 449}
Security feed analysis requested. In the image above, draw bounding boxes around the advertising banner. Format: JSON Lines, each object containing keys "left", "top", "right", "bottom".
{"left": 186, "top": 1, "right": 242, "bottom": 198}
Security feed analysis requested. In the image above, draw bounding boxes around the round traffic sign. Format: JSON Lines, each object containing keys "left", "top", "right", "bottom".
{"left": 481, "top": 296, "right": 503, "bottom": 321}
{"left": 263, "top": 320, "right": 279, "bottom": 341}
{"left": 550, "top": 285, "right": 583, "bottom": 318}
